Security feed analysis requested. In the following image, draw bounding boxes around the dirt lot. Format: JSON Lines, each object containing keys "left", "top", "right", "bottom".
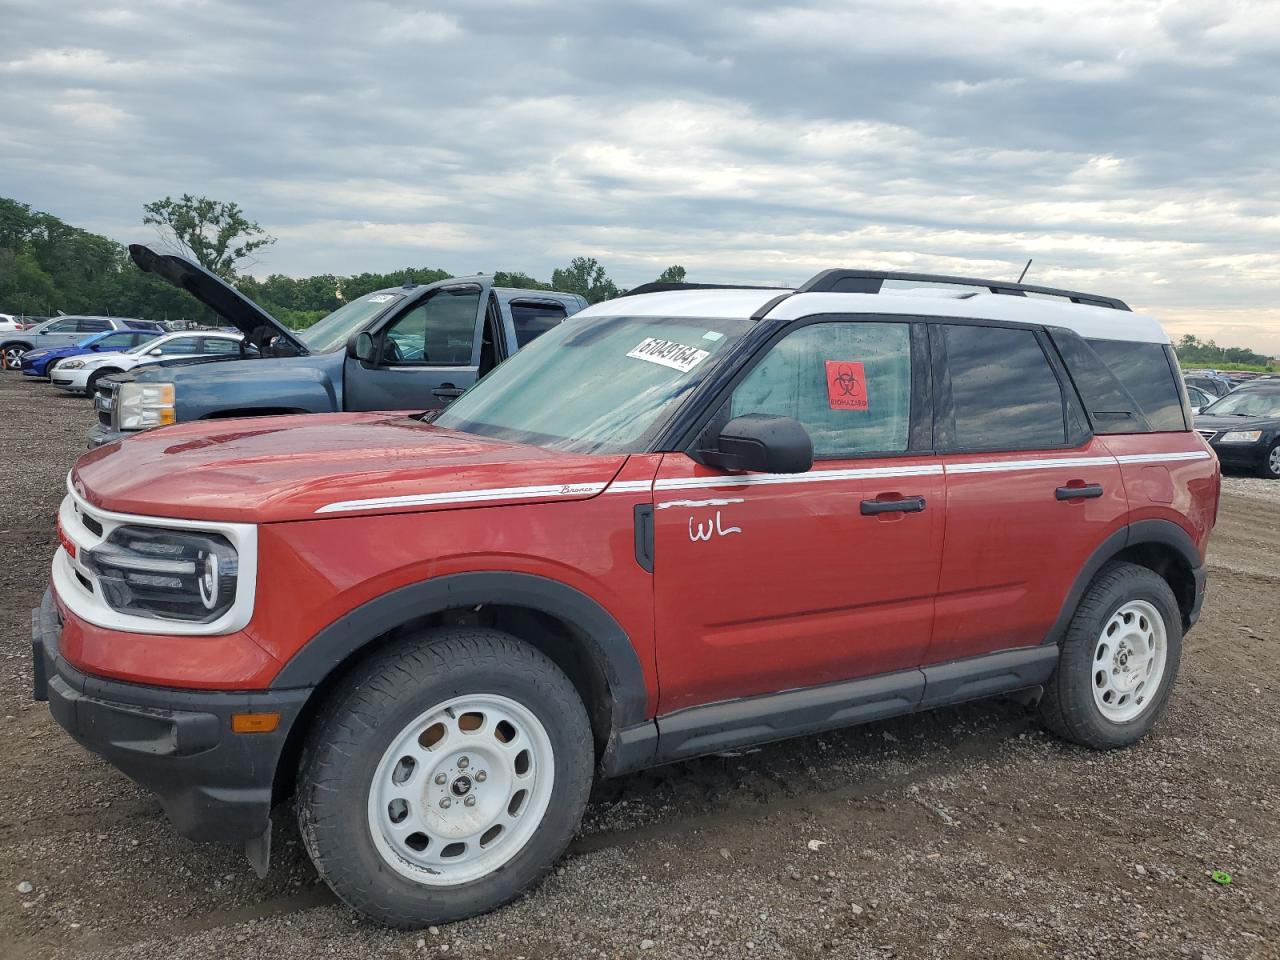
{"left": 1, "top": 371, "right": 1277, "bottom": 960}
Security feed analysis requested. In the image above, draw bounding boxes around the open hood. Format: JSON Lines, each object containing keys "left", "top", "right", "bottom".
{"left": 128, "top": 244, "right": 308, "bottom": 355}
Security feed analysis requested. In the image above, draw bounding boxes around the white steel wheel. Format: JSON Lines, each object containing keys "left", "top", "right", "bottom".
{"left": 1091, "top": 599, "right": 1168, "bottom": 723}
{"left": 367, "top": 693, "right": 556, "bottom": 886}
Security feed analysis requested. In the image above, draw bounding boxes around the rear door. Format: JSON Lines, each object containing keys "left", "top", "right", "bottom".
{"left": 652, "top": 317, "right": 944, "bottom": 713}
{"left": 928, "top": 321, "right": 1127, "bottom": 664}
{"left": 343, "top": 282, "right": 487, "bottom": 411}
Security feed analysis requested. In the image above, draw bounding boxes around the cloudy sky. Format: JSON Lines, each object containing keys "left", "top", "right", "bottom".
{"left": 3, "top": 0, "right": 1279, "bottom": 351}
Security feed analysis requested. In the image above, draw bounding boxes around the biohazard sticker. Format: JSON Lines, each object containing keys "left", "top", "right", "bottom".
{"left": 825, "top": 361, "right": 868, "bottom": 410}
{"left": 627, "top": 337, "right": 710, "bottom": 372}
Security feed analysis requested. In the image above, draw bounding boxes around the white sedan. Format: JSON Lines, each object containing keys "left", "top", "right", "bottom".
{"left": 51, "top": 331, "right": 246, "bottom": 395}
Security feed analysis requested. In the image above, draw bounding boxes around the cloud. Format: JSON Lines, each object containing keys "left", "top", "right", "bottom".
{"left": 0, "top": 0, "right": 1277, "bottom": 351}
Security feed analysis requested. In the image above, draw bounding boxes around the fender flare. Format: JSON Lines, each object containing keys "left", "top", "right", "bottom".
{"left": 1044, "top": 519, "right": 1204, "bottom": 645}
{"left": 269, "top": 571, "right": 649, "bottom": 730}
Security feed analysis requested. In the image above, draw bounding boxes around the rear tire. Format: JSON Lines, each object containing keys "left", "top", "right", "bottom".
{"left": 297, "top": 627, "right": 594, "bottom": 928}
{"left": 1039, "top": 562, "right": 1182, "bottom": 749}
{"left": 2, "top": 344, "right": 29, "bottom": 370}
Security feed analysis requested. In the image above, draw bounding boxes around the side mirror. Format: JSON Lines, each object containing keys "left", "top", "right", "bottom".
{"left": 149, "top": 348, "right": 163, "bottom": 356}
{"left": 1191, "top": 406, "right": 1202, "bottom": 416}
{"left": 698, "top": 414, "right": 813, "bottom": 474}
{"left": 90, "top": 345, "right": 101, "bottom": 351}
{"left": 349, "top": 331, "right": 376, "bottom": 363}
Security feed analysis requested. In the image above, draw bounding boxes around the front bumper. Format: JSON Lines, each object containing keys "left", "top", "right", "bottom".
{"left": 33, "top": 588, "right": 312, "bottom": 844}
{"left": 1209, "top": 441, "right": 1269, "bottom": 471}
{"left": 87, "top": 422, "right": 129, "bottom": 448}
{"left": 51, "top": 368, "right": 91, "bottom": 392}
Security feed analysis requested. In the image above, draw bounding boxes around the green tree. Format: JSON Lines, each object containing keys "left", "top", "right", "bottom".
{"left": 142, "top": 194, "right": 275, "bottom": 279}
{"left": 655, "top": 265, "right": 687, "bottom": 284}
{"left": 551, "top": 256, "right": 619, "bottom": 304}
{"left": 491, "top": 271, "right": 551, "bottom": 291}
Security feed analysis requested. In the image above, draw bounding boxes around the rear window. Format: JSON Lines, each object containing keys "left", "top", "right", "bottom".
{"left": 510, "top": 302, "right": 568, "bottom": 347}
{"left": 1083, "top": 339, "right": 1186, "bottom": 432}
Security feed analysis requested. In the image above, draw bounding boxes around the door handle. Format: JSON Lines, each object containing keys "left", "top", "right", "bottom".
{"left": 431, "top": 385, "right": 464, "bottom": 401}
{"left": 860, "top": 495, "right": 927, "bottom": 516}
{"left": 1055, "top": 483, "right": 1104, "bottom": 501}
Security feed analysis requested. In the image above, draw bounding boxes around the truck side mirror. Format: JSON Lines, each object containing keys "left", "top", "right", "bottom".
{"left": 697, "top": 414, "right": 813, "bottom": 474}
{"left": 349, "top": 331, "right": 376, "bottom": 363}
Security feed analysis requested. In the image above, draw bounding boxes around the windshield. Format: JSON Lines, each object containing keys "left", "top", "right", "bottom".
{"left": 435, "top": 314, "right": 754, "bottom": 453}
{"left": 296, "top": 291, "right": 406, "bottom": 353}
{"left": 1204, "top": 390, "right": 1280, "bottom": 418}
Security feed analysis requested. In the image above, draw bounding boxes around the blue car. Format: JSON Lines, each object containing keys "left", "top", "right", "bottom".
{"left": 21, "top": 328, "right": 160, "bottom": 379}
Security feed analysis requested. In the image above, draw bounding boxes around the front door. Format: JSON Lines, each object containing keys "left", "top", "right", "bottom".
{"left": 344, "top": 283, "right": 487, "bottom": 412}
{"left": 652, "top": 318, "right": 944, "bottom": 714}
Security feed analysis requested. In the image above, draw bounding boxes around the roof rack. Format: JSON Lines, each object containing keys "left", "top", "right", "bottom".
{"left": 620, "top": 281, "right": 790, "bottom": 298}
{"left": 797, "top": 269, "right": 1130, "bottom": 311}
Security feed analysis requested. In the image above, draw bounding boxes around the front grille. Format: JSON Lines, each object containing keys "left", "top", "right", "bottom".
{"left": 95, "top": 381, "right": 117, "bottom": 429}
{"left": 1196, "top": 429, "right": 1218, "bottom": 442}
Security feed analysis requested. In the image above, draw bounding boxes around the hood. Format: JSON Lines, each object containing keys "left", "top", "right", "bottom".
{"left": 128, "top": 244, "right": 307, "bottom": 355}
{"left": 1196, "top": 414, "right": 1280, "bottom": 432}
{"left": 71, "top": 413, "right": 628, "bottom": 523}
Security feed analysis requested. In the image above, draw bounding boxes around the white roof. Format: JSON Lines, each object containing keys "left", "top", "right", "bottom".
{"left": 577, "top": 288, "right": 1169, "bottom": 344}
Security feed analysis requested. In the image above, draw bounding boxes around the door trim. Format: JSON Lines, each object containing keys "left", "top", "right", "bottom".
{"left": 650, "top": 645, "right": 1058, "bottom": 763}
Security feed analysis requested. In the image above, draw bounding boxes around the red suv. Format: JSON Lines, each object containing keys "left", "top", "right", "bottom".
{"left": 33, "top": 269, "right": 1218, "bottom": 927}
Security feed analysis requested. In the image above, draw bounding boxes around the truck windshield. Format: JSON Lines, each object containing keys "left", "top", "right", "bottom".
{"left": 434, "top": 314, "right": 754, "bottom": 453}
{"left": 297, "top": 292, "right": 406, "bottom": 353}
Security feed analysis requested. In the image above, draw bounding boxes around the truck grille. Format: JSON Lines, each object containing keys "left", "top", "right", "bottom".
{"left": 94, "top": 380, "right": 118, "bottom": 430}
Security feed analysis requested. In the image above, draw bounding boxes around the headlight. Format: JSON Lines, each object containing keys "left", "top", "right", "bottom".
{"left": 82, "top": 526, "right": 239, "bottom": 622}
{"left": 118, "top": 381, "right": 176, "bottom": 429}
{"left": 1219, "top": 430, "right": 1262, "bottom": 443}
{"left": 59, "top": 359, "right": 86, "bottom": 369}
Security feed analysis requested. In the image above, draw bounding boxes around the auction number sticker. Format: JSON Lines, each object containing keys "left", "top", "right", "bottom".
{"left": 627, "top": 337, "right": 710, "bottom": 373}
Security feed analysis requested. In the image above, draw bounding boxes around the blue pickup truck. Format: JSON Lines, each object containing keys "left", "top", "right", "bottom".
{"left": 90, "top": 245, "right": 587, "bottom": 446}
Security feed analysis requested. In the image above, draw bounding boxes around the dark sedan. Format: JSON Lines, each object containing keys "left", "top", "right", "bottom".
{"left": 1195, "top": 385, "right": 1280, "bottom": 479}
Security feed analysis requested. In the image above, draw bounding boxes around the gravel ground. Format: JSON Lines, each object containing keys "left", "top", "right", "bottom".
{"left": 1, "top": 372, "right": 1278, "bottom": 960}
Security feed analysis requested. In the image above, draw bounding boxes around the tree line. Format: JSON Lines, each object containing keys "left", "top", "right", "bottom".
{"left": 1174, "top": 334, "right": 1273, "bottom": 370}
{"left": 0, "top": 195, "right": 687, "bottom": 329}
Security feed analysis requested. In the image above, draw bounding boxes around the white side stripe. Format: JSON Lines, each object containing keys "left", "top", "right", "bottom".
{"left": 1114, "top": 451, "right": 1213, "bottom": 465}
{"left": 946, "top": 455, "right": 1116, "bottom": 475}
{"left": 654, "top": 463, "right": 944, "bottom": 492}
{"left": 315, "top": 482, "right": 608, "bottom": 515}
{"left": 602, "top": 479, "right": 654, "bottom": 494}
{"left": 312, "top": 450, "right": 1213, "bottom": 514}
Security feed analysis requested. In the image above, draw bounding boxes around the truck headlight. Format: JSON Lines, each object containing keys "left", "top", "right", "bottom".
{"left": 118, "top": 382, "right": 176, "bottom": 429}
{"left": 59, "top": 359, "right": 85, "bottom": 369}
{"left": 82, "top": 526, "right": 239, "bottom": 622}
{"left": 1219, "top": 430, "right": 1262, "bottom": 443}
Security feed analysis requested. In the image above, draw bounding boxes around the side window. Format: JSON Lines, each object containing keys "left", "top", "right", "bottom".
{"left": 97, "top": 333, "right": 132, "bottom": 350}
{"left": 200, "top": 338, "right": 241, "bottom": 355}
{"left": 44, "top": 318, "right": 79, "bottom": 333}
{"left": 380, "top": 288, "right": 482, "bottom": 366}
{"left": 156, "top": 336, "right": 202, "bottom": 355}
{"left": 1086, "top": 339, "right": 1186, "bottom": 432}
{"left": 510, "top": 302, "right": 568, "bottom": 347}
{"left": 130, "top": 333, "right": 151, "bottom": 347}
{"left": 78, "top": 318, "right": 111, "bottom": 332}
{"left": 941, "top": 325, "right": 1066, "bottom": 451}
{"left": 729, "top": 321, "right": 912, "bottom": 458}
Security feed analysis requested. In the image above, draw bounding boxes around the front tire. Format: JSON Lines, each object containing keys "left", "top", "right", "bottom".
{"left": 85, "top": 368, "right": 120, "bottom": 396}
{"left": 1039, "top": 562, "right": 1182, "bottom": 749}
{"left": 297, "top": 628, "right": 594, "bottom": 927}
{"left": 1260, "top": 441, "right": 1280, "bottom": 480}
